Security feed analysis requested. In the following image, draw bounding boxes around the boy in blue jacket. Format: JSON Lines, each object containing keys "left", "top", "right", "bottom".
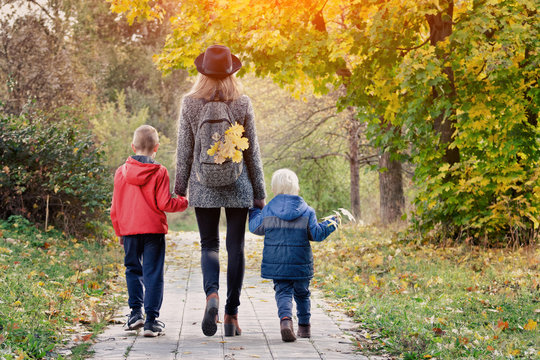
{"left": 248, "top": 168, "right": 338, "bottom": 342}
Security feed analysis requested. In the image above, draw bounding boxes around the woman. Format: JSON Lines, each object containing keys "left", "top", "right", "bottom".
{"left": 174, "top": 45, "right": 266, "bottom": 337}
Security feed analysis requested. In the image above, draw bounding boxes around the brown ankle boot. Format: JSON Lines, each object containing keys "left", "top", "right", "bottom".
{"left": 224, "top": 314, "right": 242, "bottom": 336}
{"left": 280, "top": 317, "right": 296, "bottom": 342}
{"left": 201, "top": 293, "right": 219, "bottom": 336}
{"left": 297, "top": 324, "right": 311, "bottom": 338}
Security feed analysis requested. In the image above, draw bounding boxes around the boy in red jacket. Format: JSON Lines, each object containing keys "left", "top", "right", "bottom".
{"left": 111, "top": 125, "right": 188, "bottom": 337}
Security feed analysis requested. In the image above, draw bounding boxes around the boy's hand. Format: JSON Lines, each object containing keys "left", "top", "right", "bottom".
{"left": 180, "top": 196, "right": 189, "bottom": 211}
{"left": 253, "top": 199, "right": 265, "bottom": 209}
{"left": 118, "top": 237, "right": 124, "bottom": 246}
{"left": 328, "top": 215, "right": 340, "bottom": 229}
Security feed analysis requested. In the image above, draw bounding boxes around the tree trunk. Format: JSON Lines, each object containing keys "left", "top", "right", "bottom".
{"left": 379, "top": 151, "right": 404, "bottom": 224}
{"left": 378, "top": 119, "right": 405, "bottom": 224}
{"left": 523, "top": 45, "right": 538, "bottom": 127}
{"left": 347, "top": 109, "right": 361, "bottom": 219}
{"left": 426, "top": 0, "right": 460, "bottom": 166}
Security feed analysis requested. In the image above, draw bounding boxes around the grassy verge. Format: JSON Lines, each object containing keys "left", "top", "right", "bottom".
{"left": 312, "top": 225, "right": 539, "bottom": 359}
{"left": 0, "top": 215, "right": 124, "bottom": 359}
{"left": 167, "top": 208, "right": 199, "bottom": 232}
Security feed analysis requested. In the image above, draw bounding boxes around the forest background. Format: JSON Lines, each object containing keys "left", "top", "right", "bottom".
{"left": 0, "top": 0, "right": 538, "bottom": 359}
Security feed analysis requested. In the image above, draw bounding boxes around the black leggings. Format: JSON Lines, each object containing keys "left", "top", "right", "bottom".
{"left": 195, "top": 207, "right": 248, "bottom": 315}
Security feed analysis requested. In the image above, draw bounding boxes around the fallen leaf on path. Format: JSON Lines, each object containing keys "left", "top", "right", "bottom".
{"left": 524, "top": 319, "right": 537, "bottom": 331}
{"left": 369, "top": 255, "right": 384, "bottom": 267}
{"left": 432, "top": 327, "right": 445, "bottom": 335}
{"left": 496, "top": 320, "right": 509, "bottom": 330}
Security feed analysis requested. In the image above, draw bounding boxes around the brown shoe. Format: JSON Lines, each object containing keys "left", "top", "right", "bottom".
{"left": 202, "top": 293, "right": 219, "bottom": 336}
{"left": 224, "top": 314, "right": 242, "bottom": 336}
{"left": 280, "top": 317, "right": 296, "bottom": 342}
{"left": 297, "top": 324, "right": 311, "bottom": 338}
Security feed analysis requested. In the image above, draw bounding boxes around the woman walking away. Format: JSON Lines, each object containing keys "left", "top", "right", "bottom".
{"left": 174, "top": 45, "right": 266, "bottom": 337}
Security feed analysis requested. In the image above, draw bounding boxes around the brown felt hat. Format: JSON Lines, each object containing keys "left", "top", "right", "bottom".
{"left": 194, "top": 45, "right": 242, "bottom": 78}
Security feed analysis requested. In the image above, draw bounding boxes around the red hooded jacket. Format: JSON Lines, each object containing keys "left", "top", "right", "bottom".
{"left": 110, "top": 156, "right": 188, "bottom": 236}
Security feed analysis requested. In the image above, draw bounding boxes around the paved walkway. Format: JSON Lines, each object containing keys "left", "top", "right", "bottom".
{"left": 90, "top": 232, "right": 383, "bottom": 360}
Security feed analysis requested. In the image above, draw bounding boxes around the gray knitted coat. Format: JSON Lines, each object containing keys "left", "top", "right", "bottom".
{"left": 174, "top": 95, "right": 266, "bottom": 208}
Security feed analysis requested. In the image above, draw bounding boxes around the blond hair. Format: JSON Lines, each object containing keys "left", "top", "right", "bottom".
{"left": 132, "top": 125, "right": 159, "bottom": 153}
{"left": 271, "top": 169, "right": 300, "bottom": 196}
{"left": 186, "top": 74, "right": 243, "bottom": 101}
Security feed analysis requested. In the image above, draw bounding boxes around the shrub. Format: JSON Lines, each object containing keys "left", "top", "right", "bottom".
{"left": 0, "top": 110, "right": 111, "bottom": 237}
{"left": 90, "top": 90, "right": 176, "bottom": 174}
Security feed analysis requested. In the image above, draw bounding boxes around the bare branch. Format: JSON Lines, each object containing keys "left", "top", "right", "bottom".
{"left": 300, "top": 152, "right": 347, "bottom": 161}
{"left": 25, "top": 0, "right": 55, "bottom": 21}
{"left": 272, "top": 113, "right": 337, "bottom": 160}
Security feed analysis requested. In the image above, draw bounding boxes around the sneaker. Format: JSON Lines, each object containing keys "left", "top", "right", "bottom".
{"left": 144, "top": 319, "right": 165, "bottom": 337}
{"left": 125, "top": 310, "right": 144, "bottom": 331}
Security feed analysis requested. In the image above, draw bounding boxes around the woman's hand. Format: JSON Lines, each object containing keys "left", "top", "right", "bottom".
{"left": 253, "top": 199, "right": 266, "bottom": 209}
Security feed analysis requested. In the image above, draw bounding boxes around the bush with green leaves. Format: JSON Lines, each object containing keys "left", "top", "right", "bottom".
{"left": 393, "top": 2, "right": 540, "bottom": 245}
{"left": 91, "top": 90, "right": 176, "bottom": 174}
{"left": 0, "top": 111, "right": 111, "bottom": 237}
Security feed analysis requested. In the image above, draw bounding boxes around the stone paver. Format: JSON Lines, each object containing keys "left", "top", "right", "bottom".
{"left": 90, "top": 232, "right": 380, "bottom": 360}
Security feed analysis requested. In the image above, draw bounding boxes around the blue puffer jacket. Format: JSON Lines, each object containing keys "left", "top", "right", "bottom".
{"left": 248, "top": 194, "right": 337, "bottom": 280}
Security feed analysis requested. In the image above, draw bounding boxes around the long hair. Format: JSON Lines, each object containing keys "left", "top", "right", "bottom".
{"left": 186, "top": 74, "right": 243, "bottom": 101}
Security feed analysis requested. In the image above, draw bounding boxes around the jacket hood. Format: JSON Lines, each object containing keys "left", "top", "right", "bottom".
{"left": 266, "top": 194, "right": 308, "bottom": 221}
{"left": 122, "top": 156, "right": 160, "bottom": 186}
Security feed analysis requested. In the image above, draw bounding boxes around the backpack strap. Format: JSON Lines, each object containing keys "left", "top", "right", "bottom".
{"left": 200, "top": 89, "right": 237, "bottom": 126}
{"left": 202, "top": 89, "right": 225, "bottom": 105}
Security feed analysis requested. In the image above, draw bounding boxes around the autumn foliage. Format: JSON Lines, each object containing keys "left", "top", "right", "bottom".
{"left": 107, "top": 0, "right": 539, "bottom": 245}
{"left": 206, "top": 123, "right": 249, "bottom": 164}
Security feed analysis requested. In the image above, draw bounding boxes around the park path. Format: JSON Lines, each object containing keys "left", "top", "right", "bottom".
{"left": 90, "top": 231, "right": 385, "bottom": 360}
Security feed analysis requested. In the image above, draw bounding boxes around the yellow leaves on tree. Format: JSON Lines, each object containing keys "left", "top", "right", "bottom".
{"left": 206, "top": 124, "right": 249, "bottom": 164}
{"left": 106, "top": 0, "right": 164, "bottom": 25}
{"left": 108, "top": 0, "right": 540, "bottom": 244}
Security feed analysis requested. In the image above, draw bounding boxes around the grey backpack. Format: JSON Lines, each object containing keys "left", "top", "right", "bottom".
{"left": 194, "top": 92, "right": 244, "bottom": 187}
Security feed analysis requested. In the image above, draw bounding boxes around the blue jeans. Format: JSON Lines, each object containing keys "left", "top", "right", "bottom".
{"left": 123, "top": 233, "right": 165, "bottom": 321}
{"left": 195, "top": 207, "right": 248, "bottom": 316}
{"left": 273, "top": 279, "right": 311, "bottom": 325}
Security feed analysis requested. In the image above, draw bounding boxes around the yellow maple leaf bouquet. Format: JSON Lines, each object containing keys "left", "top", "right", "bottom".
{"left": 206, "top": 123, "right": 249, "bottom": 164}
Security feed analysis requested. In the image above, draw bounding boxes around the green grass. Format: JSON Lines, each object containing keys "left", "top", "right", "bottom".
{"left": 312, "top": 225, "right": 539, "bottom": 359}
{"left": 0, "top": 215, "right": 124, "bottom": 359}
{"left": 167, "top": 208, "right": 199, "bottom": 232}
